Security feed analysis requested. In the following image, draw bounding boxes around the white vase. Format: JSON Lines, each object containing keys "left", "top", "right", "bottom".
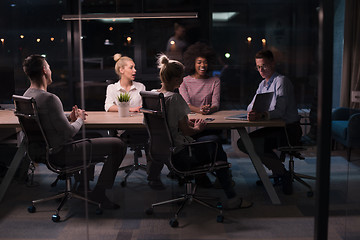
{"left": 117, "top": 102, "right": 130, "bottom": 117}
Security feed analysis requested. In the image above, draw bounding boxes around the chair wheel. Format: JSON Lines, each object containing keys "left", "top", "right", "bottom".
{"left": 145, "top": 208, "right": 154, "bottom": 215}
{"left": 121, "top": 181, "right": 126, "bottom": 187}
{"left": 28, "top": 205, "right": 36, "bottom": 213}
{"left": 216, "top": 215, "right": 224, "bottom": 223}
{"left": 52, "top": 214, "right": 60, "bottom": 222}
{"left": 307, "top": 191, "right": 314, "bottom": 197}
{"left": 169, "top": 218, "right": 179, "bottom": 228}
{"left": 95, "top": 208, "right": 103, "bottom": 215}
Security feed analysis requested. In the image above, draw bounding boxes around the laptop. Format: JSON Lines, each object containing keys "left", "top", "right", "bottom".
{"left": 225, "top": 92, "right": 274, "bottom": 120}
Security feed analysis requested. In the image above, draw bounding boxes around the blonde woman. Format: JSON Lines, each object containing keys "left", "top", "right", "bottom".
{"left": 105, "top": 54, "right": 146, "bottom": 112}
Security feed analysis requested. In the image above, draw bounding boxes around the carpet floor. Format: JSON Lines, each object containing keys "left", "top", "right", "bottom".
{"left": 0, "top": 145, "right": 359, "bottom": 240}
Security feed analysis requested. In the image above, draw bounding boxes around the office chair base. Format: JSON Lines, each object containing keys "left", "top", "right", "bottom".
{"left": 292, "top": 172, "right": 315, "bottom": 197}
{"left": 145, "top": 182, "right": 224, "bottom": 227}
{"left": 28, "top": 178, "right": 102, "bottom": 221}
{"left": 119, "top": 163, "right": 147, "bottom": 187}
{"left": 119, "top": 147, "right": 147, "bottom": 187}
{"left": 278, "top": 146, "right": 316, "bottom": 197}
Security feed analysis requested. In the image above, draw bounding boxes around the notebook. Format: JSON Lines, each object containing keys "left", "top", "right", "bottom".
{"left": 225, "top": 92, "right": 274, "bottom": 120}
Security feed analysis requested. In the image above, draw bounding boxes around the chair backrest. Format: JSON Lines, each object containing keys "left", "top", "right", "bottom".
{"left": 13, "top": 95, "right": 50, "bottom": 164}
{"left": 139, "top": 91, "right": 173, "bottom": 164}
{"left": 12, "top": 95, "right": 78, "bottom": 174}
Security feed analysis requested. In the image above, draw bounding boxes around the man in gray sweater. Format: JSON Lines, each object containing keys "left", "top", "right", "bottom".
{"left": 22, "top": 54, "right": 126, "bottom": 209}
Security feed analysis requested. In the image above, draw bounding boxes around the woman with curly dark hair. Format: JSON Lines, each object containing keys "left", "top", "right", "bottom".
{"left": 179, "top": 42, "right": 220, "bottom": 115}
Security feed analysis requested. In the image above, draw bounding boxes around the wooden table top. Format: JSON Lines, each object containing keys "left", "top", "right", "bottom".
{"left": 0, "top": 109, "right": 285, "bottom": 129}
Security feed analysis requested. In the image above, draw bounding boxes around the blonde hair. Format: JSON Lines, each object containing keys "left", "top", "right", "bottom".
{"left": 157, "top": 54, "right": 184, "bottom": 83}
{"left": 114, "top": 53, "right": 134, "bottom": 77}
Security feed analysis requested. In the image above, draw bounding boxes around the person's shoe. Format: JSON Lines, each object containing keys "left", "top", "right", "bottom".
{"left": 226, "top": 196, "right": 253, "bottom": 210}
{"left": 281, "top": 171, "right": 293, "bottom": 195}
{"left": 148, "top": 179, "right": 166, "bottom": 190}
{"left": 195, "top": 174, "right": 213, "bottom": 188}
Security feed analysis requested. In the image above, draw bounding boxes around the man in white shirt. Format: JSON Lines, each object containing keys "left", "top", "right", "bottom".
{"left": 237, "top": 50, "right": 302, "bottom": 195}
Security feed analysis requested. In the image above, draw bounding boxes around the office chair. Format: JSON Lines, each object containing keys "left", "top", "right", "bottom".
{"left": 331, "top": 107, "right": 360, "bottom": 161}
{"left": 118, "top": 130, "right": 148, "bottom": 187}
{"left": 12, "top": 95, "right": 102, "bottom": 222}
{"left": 278, "top": 125, "right": 316, "bottom": 197}
{"left": 140, "top": 91, "right": 231, "bottom": 228}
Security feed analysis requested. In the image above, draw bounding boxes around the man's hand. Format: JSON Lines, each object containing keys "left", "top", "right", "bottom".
{"left": 248, "top": 110, "right": 266, "bottom": 121}
{"left": 71, "top": 105, "right": 87, "bottom": 121}
{"left": 77, "top": 108, "right": 87, "bottom": 121}
{"left": 69, "top": 106, "right": 77, "bottom": 122}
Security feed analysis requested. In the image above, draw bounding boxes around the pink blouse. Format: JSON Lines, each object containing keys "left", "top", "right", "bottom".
{"left": 179, "top": 75, "right": 221, "bottom": 109}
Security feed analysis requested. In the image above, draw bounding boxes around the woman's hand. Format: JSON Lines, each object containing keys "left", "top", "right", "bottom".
{"left": 192, "top": 118, "right": 207, "bottom": 132}
{"left": 179, "top": 117, "right": 206, "bottom": 136}
{"left": 200, "top": 104, "right": 211, "bottom": 115}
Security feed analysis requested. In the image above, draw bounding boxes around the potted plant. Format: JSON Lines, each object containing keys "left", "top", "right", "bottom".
{"left": 117, "top": 92, "right": 131, "bottom": 117}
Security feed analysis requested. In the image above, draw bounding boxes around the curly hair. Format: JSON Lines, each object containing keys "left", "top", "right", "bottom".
{"left": 183, "top": 42, "right": 217, "bottom": 75}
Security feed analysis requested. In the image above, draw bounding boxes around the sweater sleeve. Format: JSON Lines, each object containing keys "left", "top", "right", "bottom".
{"left": 48, "top": 94, "right": 82, "bottom": 140}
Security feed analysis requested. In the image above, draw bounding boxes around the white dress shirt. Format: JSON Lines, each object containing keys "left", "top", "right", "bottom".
{"left": 104, "top": 81, "right": 146, "bottom": 112}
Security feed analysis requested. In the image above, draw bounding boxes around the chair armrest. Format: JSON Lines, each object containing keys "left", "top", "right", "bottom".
{"left": 170, "top": 140, "right": 230, "bottom": 176}
{"left": 184, "top": 140, "right": 218, "bottom": 164}
{"left": 184, "top": 140, "right": 220, "bottom": 170}
{"left": 48, "top": 138, "right": 94, "bottom": 172}
{"left": 51, "top": 138, "right": 92, "bottom": 154}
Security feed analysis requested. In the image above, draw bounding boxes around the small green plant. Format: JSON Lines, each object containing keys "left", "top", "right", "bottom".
{"left": 117, "top": 92, "right": 131, "bottom": 102}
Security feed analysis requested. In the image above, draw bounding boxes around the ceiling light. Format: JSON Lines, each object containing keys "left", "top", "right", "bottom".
{"left": 213, "top": 12, "right": 238, "bottom": 22}
{"left": 62, "top": 12, "right": 198, "bottom": 21}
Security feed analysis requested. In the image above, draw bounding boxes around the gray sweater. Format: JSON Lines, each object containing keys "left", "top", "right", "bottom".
{"left": 23, "top": 88, "right": 83, "bottom": 149}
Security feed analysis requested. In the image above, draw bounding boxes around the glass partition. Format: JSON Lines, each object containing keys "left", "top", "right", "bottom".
{"left": 2, "top": 0, "right": 359, "bottom": 239}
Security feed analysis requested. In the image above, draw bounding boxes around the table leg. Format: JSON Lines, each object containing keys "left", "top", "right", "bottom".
{"left": 0, "top": 140, "right": 26, "bottom": 203}
{"left": 237, "top": 127, "right": 281, "bottom": 205}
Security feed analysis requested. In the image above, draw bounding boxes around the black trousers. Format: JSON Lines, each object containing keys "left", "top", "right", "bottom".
{"left": 237, "top": 122, "right": 302, "bottom": 175}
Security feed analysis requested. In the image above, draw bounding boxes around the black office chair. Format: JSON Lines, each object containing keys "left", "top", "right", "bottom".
{"left": 278, "top": 125, "right": 316, "bottom": 197}
{"left": 117, "top": 130, "right": 148, "bottom": 187}
{"left": 12, "top": 95, "right": 102, "bottom": 222}
{"left": 140, "top": 91, "right": 231, "bottom": 228}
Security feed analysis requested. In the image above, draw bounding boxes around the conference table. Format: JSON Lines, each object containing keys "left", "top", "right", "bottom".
{"left": 0, "top": 109, "right": 284, "bottom": 204}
